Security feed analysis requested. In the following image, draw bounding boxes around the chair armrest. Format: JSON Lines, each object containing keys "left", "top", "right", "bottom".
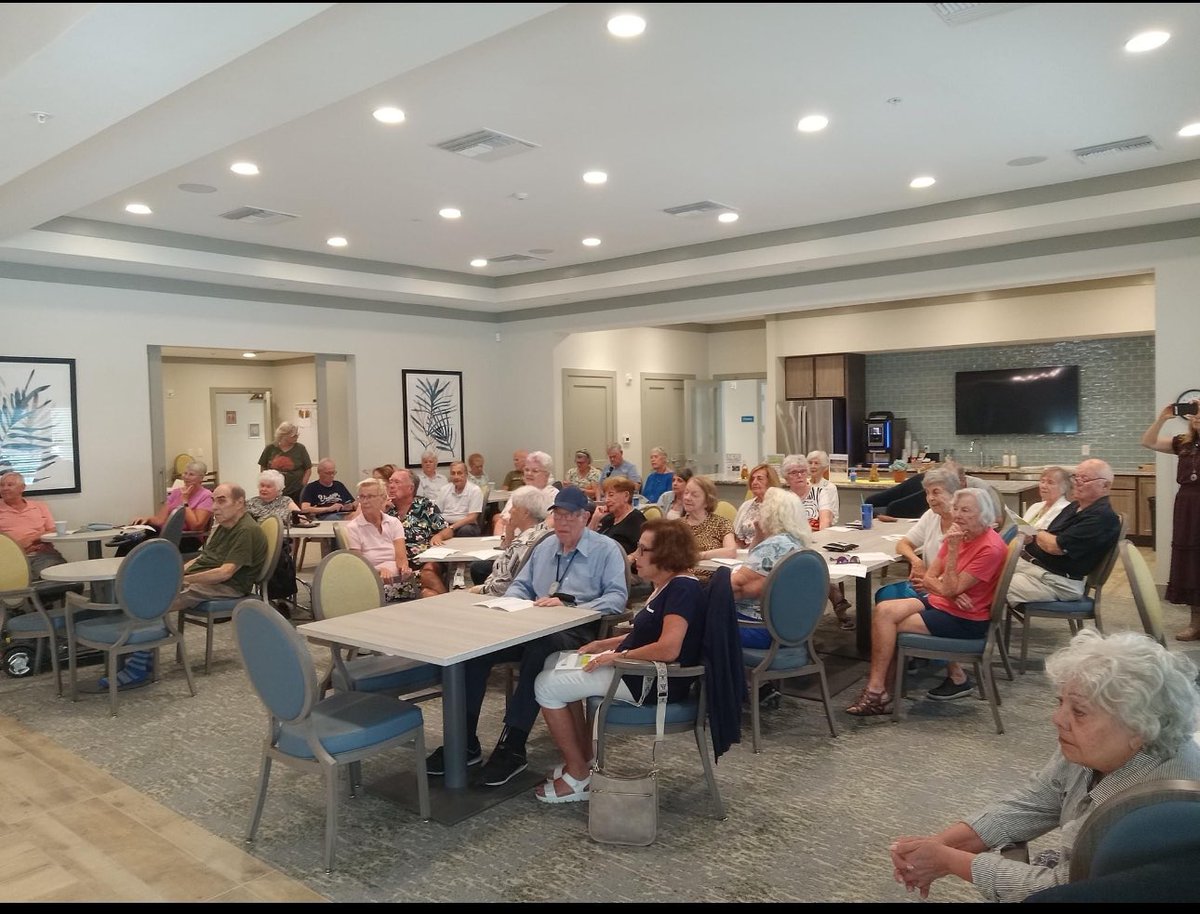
{"left": 65, "top": 591, "right": 121, "bottom": 612}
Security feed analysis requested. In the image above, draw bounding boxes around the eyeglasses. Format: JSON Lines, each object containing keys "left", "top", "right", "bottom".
{"left": 634, "top": 543, "right": 655, "bottom": 554}
{"left": 1071, "top": 474, "right": 1102, "bottom": 485}
{"left": 832, "top": 555, "right": 860, "bottom": 565}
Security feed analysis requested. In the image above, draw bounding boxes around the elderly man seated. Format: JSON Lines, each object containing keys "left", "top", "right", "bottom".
{"left": 432, "top": 460, "right": 484, "bottom": 539}
{"left": 300, "top": 458, "right": 356, "bottom": 519}
{"left": 0, "top": 471, "right": 66, "bottom": 579}
{"left": 1007, "top": 458, "right": 1122, "bottom": 606}
{"left": 846, "top": 488, "right": 1008, "bottom": 715}
{"left": 427, "top": 486, "right": 628, "bottom": 787}
{"left": 599, "top": 442, "right": 642, "bottom": 490}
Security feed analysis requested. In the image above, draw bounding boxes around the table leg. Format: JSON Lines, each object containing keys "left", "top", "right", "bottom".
{"left": 87, "top": 540, "right": 103, "bottom": 560}
{"left": 440, "top": 662, "right": 469, "bottom": 789}
{"left": 854, "top": 572, "right": 874, "bottom": 659}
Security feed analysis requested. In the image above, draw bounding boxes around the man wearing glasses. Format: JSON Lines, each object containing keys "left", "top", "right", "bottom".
{"left": 426, "top": 485, "right": 628, "bottom": 787}
{"left": 1007, "top": 458, "right": 1122, "bottom": 605}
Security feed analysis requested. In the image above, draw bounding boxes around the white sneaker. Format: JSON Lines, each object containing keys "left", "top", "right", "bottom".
{"left": 452, "top": 567, "right": 466, "bottom": 590}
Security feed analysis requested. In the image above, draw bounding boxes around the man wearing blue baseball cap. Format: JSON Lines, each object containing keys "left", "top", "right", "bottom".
{"left": 426, "top": 484, "right": 628, "bottom": 787}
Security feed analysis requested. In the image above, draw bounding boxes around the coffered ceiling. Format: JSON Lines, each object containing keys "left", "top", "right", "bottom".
{"left": 2, "top": 3, "right": 1198, "bottom": 321}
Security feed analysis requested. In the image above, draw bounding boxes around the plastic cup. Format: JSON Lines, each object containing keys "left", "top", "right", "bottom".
{"left": 860, "top": 504, "right": 873, "bottom": 530}
{"left": 55, "top": 520, "right": 68, "bottom": 535}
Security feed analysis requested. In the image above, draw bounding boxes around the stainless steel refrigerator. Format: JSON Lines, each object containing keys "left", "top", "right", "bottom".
{"left": 776, "top": 398, "right": 847, "bottom": 457}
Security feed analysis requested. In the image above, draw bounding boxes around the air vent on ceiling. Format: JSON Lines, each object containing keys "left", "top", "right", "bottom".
{"left": 1073, "top": 135, "right": 1158, "bottom": 162}
{"left": 662, "top": 200, "right": 735, "bottom": 218}
{"left": 928, "top": 3, "right": 1027, "bottom": 26}
{"left": 433, "top": 128, "right": 539, "bottom": 162}
{"left": 218, "top": 206, "right": 298, "bottom": 225}
{"left": 488, "top": 253, "right": 546, "bottom": 263}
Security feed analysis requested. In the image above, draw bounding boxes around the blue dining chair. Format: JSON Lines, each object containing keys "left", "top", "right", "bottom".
{"left": 892, "top": 536, "right": 1022, "bottom": 734}
{"left": 65, "top": 537, "right": 195, "bottom": 715}
{"left": 233, "top": 598, "right": 430, "bottom": 872}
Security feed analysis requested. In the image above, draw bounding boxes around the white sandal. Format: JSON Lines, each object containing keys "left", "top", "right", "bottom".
{"left": 551, "top": 758, "right": 596, "bottom": 780}
{"left": 534, "top": 771, "right": 591, "bottom": 804}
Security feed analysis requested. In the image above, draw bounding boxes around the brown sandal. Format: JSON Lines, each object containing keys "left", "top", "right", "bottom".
{"left": 833, "top": 600, "right": 855, "bottom": 630}
{"left": 845, "top": 688, "right": 891, "bottom": 717}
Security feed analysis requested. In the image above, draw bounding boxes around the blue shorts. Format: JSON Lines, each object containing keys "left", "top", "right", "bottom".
{"left": 918, "top": 602, "right": 990, "bottom": 639}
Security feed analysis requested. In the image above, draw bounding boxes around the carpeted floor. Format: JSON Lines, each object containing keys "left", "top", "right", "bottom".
{"left": 0, "top": 549, "right": 1193, "bottom": 902}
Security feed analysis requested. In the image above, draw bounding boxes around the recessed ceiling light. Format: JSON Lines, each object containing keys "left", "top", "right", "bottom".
{"left": 230, "top": 162, "right": 259, "bottom": 176}
{"left": 124, "top": 203, "right": 152, "bottom": 215}
{"left": 470, "top": 258, "right": 488, "bottom": 268}
{"left": 582, "top": 237, "right": 602, "bottom": 247}
{"left": 242, "top": 352, "right": 258, "bottom": 359}
{"left": 1179, "top": 123, "right": 1200, "bottom": 138}
{"left": 909, "top": 176, "right": 936, "bottom": 189}
{"left": 439, "top": 207, "right": 462, "bottom": 219}
{"left": 326, "top": 236, "right": 348, "bottom": 248}
{"left": 607, "top": 14, "right": 645, "bottom": 38}
{"left": 796, "top": 114, "right": 829, "bottom": 133}
{"left": 372, "top": 106, "right": 405, "bottom": 124}
{"left": 717, "top": 212, "right": 739, "bottom": 223}
{"left": 583, "top": 170, "right": 608, "bottom": 185}
{"left": 1124, "top": 30, "right": 1169, "bottom": 53}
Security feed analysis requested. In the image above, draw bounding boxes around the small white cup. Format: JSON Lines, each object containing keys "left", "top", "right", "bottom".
{"left": 55, "top": 520, "right": 68, "bottom": 535}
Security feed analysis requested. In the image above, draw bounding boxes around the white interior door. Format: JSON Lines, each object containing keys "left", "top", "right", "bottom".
{"left": 562, "top": 370, "right": 615, "bottom": 470}
{"left": 213, "top": 391, "right": 267, "bottom": 488}
{"left": 684, "top": 379, "right": 722, "bottom": 474}
{"left": 641, "top": 375, "right": 688, "bottom": 471}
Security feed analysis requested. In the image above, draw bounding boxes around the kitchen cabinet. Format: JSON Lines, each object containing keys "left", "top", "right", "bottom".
{"left": 1109, "top": 475, "right": 1136, "bottom": 532}
{"left": 783, "top": 353, "right": 867, "bottom": 463}
{"left": 1136, "top": 476, "right": 1156, "bottom": 540}
{"left": 784, "top": 356, "right": 815, "bottom": 399}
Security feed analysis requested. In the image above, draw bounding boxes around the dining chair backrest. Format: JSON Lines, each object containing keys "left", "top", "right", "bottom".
{"left": 233, "top": 598, "right": 315, "bottom": 724}
{"left": 988, "top": 536, "right": 1025, "bottom": 627}
{"left": 1119, "top": 540, "right": 1166, "bottom": 647}
{"left": 714, "top": 501, "right": 737, "bottom": 522}
{"left": 311, "top": 551, "right": 384, "bottom": 621}
{"left": 1086, "top": 514, "right": 1126, "bottom": 594}
{"left": 256, "top": 515, "right": 284, "bottom": 591}
{"left": 761, "top": 548, "right": 829, "bottom": 645}
{"left": 0, "top": 533, "right": 31, "bottom": 594}
{"left": 115, "top": 538, "right": 184, "bottom": 621}
{"left": 160, "top": 506, "right": 187, "bottom": 549}
{"left": 333, "top": 523, "right": 351, "bottom": 551}
{"left": 641, "top": 505, "right": 662, "bottom": 521}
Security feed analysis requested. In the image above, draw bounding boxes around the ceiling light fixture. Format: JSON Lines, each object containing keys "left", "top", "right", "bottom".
{"left": 326, "top": 236, "right": 348, "bottom": 248}
{"left": 124, "top": 203, "right": 152, "bottom": 215}
{"left": 242, "top": 352, "right": 258, "bottom": 359}
{"left": 1124, "top": 30, "right": 1169, "bottom": 53}
{"left": 582, "top": 237, "right": 602, "bottom": 247}
{"left": 1179, "top": 123, "right": 1200, "bottom": 138}
{"left": 372, "top": 106, "right": 405, "bottom": 124}
{"left": 909, "top": 176, "right": 936, "bottom": 189}
{"left": 718, "top": 212, "right": 739, "bottom": 223}
{"left": 470, "top": 258, "right": 488, "bottom": 268}
{"left": 607, "top": 14, "right": 646, "bottom": 38}
{"left": 796, "top": 114, "right": 829, "bottom": 133}
{"left": 230, "top": 162, "right": 259, "bottom": 176}
{"left": 439, "top": 207, "right": 462, "bottom": 219}
{"left": 583, "top": 170, "right": 608, "bottom": 185}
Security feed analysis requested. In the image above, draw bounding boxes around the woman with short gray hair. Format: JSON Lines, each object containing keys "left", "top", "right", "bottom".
{"left": 258, "top": 420, "right": 312, "bottom": 503}
{"left": 246, "top": 468, "right": 302, "bottom": 613}
{"left": 890, "top": 629, "right": 1200, "bottom": 902}
{"left": 122, "top": 459, "right": 213, "bottom": 555}
{"left": 473, "top": 485, "right": 551, "bottom": 595}
{"left": 1022, "top": 466, "right": 1072, "bottom": 530}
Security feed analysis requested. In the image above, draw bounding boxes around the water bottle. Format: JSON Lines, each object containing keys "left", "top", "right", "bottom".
{"left": 848, "top": 466, "right": 858, "bottom": 483}
{"left": 861, "top": 503, "right": 874, "bottom": 530}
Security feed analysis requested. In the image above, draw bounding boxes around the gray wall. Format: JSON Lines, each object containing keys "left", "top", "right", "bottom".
{"left": 865, "top": 336, "right": 1154, "bottom": 470}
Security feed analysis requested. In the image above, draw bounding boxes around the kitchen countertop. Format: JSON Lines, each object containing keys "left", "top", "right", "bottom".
{"left": 964, "top": 465, "right": 1154, "bottom": 477}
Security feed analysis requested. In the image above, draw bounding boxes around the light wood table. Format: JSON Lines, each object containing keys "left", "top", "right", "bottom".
{"left": 39, "top": 557, "right": 125, "bottom": 604}
{"left": 297, "top": 589, "right": 598, "bottom": 823}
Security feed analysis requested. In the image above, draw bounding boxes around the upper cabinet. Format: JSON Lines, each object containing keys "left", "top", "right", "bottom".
{"left": 785, "top": 353, "right": 865, "bottom": 399}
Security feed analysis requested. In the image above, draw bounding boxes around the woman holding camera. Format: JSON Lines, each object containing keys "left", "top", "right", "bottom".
{"left": 1142, "top": 399, "right": 1200, "bottom": 640}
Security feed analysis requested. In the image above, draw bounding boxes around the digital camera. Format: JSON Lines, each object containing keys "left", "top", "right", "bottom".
{"left": 1172, "top": 401, "right": 1199, "bottom": 417}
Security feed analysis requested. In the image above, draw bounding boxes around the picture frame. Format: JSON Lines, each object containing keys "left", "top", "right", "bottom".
{"left": 247, "top": 422, "right": 262, "bottom": 440}
{"left": 0, "top": 356, "right": 81, "bottom": 495}
{"left": 402, "top": 369, "right": 464, "bottom": 466}
{"left": 225, "top": 409, "right": 238, "bottom": 425}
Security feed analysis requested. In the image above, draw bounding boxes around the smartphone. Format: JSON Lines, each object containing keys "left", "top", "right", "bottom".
{"left": 1172, "top": 402, "right": 1199, "bottom": 417}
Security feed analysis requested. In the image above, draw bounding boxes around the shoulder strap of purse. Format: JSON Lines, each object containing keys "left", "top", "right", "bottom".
{"left": 651, "top": 660, "right": 667, "bottom": 764}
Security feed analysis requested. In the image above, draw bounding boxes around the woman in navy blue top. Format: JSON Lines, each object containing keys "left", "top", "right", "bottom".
{"left": 533, "top": 518, "right": 704, "bottom": 803}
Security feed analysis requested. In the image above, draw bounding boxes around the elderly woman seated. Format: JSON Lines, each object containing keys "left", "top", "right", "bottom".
{"left": 119, "top": 459, "right": 213, "bottom": 555}
{"left": 245, "top": 469, "right": 301, "bottom": 612}
{"left": 731, "top": 487, "right": 811, "bottom": 707}
{"left": 344, "top": 477, "right": 414, "bottom": 601}
{"left": 783, "top": 451, "right": 851, "bottom": 627}
{"left": 846, "top": 488, "right": 1007, "bottom": 715}
{"left": 876, "top": 465, "right": 962, "bottom": 604}
{"left": 532, "top": 519, "right": 704, "bottom": 803}
{"left": 1022, "top": 465, "right": 1072, "bottom": 529}
{"left": 890, "top": 629, "right": 1200, "bottom": 902}
{"left": 471, "top": 485, "right": 551, "bottom": 595}
{"left": 732, "top": 463, "right": 782, "bottom": 547}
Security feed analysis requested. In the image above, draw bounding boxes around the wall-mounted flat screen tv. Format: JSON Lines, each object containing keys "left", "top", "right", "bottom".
{"left": 955, "top": 365, "right": 1080, "bottom": 435}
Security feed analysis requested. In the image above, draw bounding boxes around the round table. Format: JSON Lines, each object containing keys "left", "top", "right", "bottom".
{"left": 39, "top": 557, "right": 124, "bottom": 604}
{"left": 40, "top": 528, "right": 118, "bottom": 560}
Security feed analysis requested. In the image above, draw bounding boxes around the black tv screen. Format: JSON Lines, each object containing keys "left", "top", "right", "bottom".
{"left": 955, "top": 365, "right": 1079, "bottom": 435}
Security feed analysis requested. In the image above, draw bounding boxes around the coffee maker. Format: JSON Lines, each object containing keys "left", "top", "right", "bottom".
{"left": 864, "top": 411, "right": 907, "bottom": 465}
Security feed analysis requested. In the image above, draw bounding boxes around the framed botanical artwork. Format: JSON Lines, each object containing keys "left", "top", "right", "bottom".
{"left": 402, "top": 369, "right": 463, "bottom": 467}
{"left": 0, "top": 356, "right": 81, "bottom": 494}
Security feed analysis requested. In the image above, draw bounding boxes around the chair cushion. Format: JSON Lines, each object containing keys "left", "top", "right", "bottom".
{"left": 584, "top": 695, "right": 699, "bottom": 725}
{"left": 1020, "top": 599, "right": 1095, "bottom": 615}
{"left": 74, "top": 617, "right": 169, "bottom": 646}
{"left": 8, "top": 613, "right": 61, "bottom": 635}
{"left": 184, "top": 599, "right": 241, "bottom": 617}
{"left": 742, "top": 645, "right": 811, "bottom": 670}
{"left": 276, "top": 691, "right": 423, "bottom": 758}
{"left": 897, "top": 632, "right": 985, "bottom": 654}
{"left": 332, "top": 656, "right": 441, "bottom": 694}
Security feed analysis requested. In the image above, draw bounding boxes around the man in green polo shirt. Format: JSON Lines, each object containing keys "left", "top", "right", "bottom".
{"left": 104, "top": 484, "right": 267, "bottom": 689}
